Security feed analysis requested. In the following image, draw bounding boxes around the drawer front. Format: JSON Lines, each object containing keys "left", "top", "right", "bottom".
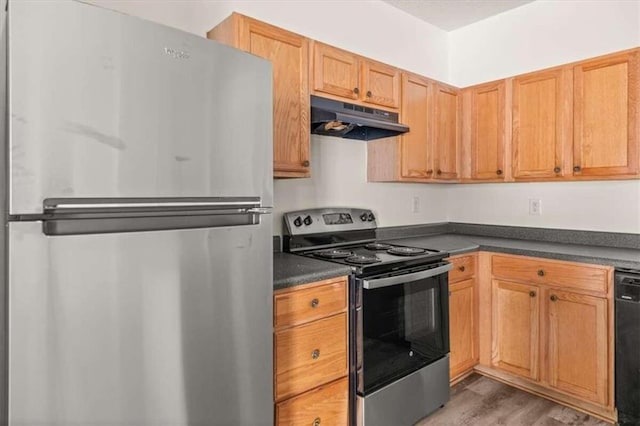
{"left": 492, "top": 255, "right": 610, "bottom": 294}
{"left": 276, "top": 377, "right": 348, "bottom": 426}
{"left": 275, "top": 313, "right": 348, "bottom": 401}
{"left": 274, "top": 278, "right": 347, "bottom": 328}
{"left": 448, "top": 255, "right": 476, "bottom": 283}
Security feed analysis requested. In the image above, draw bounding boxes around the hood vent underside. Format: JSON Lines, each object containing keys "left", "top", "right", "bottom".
{"left": 310, "top": 95, "right": 409, "bottom": 141}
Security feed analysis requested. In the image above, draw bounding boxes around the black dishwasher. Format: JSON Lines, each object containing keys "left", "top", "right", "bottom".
{"left": 616, "top": 268, "right": 640, "bottom": 425}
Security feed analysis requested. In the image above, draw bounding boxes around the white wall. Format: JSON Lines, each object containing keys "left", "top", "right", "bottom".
{"left": 447, "top": 0, "right": 640, "bottom": 233}
{"left": 88, "top": 0, "right": 451, "bottom": 234}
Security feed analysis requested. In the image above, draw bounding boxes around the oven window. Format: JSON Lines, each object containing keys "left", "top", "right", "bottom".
{"left": 362, "top": 275, "right": 448, "bottom": 394}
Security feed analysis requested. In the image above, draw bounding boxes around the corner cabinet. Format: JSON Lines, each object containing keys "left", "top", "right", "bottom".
{"left": 462, "top": 80, "right": 507, "bottom": 181}
{"left": 432, "top": 83, "right": 461, "bottom": 180}
{"left": 311, "top": 41, "right": 400, "bottom": 110}
{"left": 573, "top": 49, "right": 640, "bottom": 178}
{"left": 273, "top": 276, "right": 349, "bottom": 425}
{"left": 478, "top": 253, "right": 615, "bottom": 421}
{"left": 207, "top": 13, "right": 311, "bottom": 178}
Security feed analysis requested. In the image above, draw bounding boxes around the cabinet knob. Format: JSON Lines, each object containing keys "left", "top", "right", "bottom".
{"left": 366, "top": 90, "right": 372, "bottom": 98}
{"left": 426, "top": 169, "right": 433, "bottom": 175}
{"left": 458, "top": 265, "right": 465, "bottom": 272}
{"left": 353, "top": 87, "right": 360, "bottom": 95}
{"left": 529, "top": 291, "right": 536, "bottom": 298}
{"left": 313, "top": 417, "right": 321, "bottom": 426}
{"left": 554, "top": 166, "right": 561, "bottom": 173}
{"left": 537, "top": 269, "right": 545, "bottom": 277}
{"left": 310, "top": 298, "right": 319, "bottom": 308}
{"left": 573, "top": 165, "right": 582, "bottom": 172}
{"left": 311, "top": 349, "right": 320, "bottom": 359}
{"left": 436, "top": 169, "right": 442, "bottom": 175}
{"left": 550, "top": 294, "right": 558, "bottom": 302}
{"left": 302, "top": 160, "right": 310, "bottom": 167}
{"left": 496, "top": 169, "right": 503, "bottom": 176}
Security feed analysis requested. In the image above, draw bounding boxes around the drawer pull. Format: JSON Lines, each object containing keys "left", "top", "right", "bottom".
{"left": 313, "top": 417, "right": 321, "bottom": 426}
{"left": 458, "top": 265, "right": 465, "bottom": 272}
{"left": 537, "top": 269, "right": 545, "bottom": 277}
{"left": 310, "top": 298, "right": 319, "bottom": 308}
{"left": 529, "top": 291, "right": 536, "bottom": 298}
{"left": 550, "top": 294, "right": 558, "bottom": 302}
{"left": 312, "top": 349, "right": 320, "bottom": 359}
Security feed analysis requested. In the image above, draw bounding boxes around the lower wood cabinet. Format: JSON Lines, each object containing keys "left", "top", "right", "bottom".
{"left": 491, "top": 280, "right": 540, "bottom": 381}
{"left": 478, "top": 253, "right": 614, "bottom": 421}
{"left": 273, "top": 276, "right": 349, "bottom": 425}
{"left": 447, "top": 254, "right": 478, "bottom": 381}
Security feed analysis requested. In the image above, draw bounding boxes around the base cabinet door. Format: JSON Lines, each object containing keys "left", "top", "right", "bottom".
{"left": 546, "top": 289, "right": 609, "bottom": 405}
{"left": 492, "top": 280, "right": 540, "bottom": 381}
{"left": 449, "top": 278, "right": 477, "bottom": 379}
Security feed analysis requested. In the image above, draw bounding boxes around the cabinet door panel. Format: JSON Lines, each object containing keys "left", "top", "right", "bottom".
{"left": 470, "top": 81, "right": 506, "bottom": 180}
{"left": 362, "top": 60, "right": 400, "bottom": 109}
{"left": 512, "top": 69, "right": 569, "bottom": 179}
{"left": 492, "top": 280, "right": 539, "bottom": 380}
{"left": 433, "top": 83, "right": 460, "bottom": 180}
{"left": 450, "top": 278, "right": 477, "bottom": 379}
{"left": 573, "top": 50, "right": 639, "bottom": 177}
{"left": 312, "top": 42, "right": 359, "bottom": 100}
{"left": 547, "top": 290, "right": 608, "bottom": 405}
{"left": 400, "top": 73, "right": 432, "bottom": 180}
{"left": 239, "top": 19, "right": 310, "bottom": 177}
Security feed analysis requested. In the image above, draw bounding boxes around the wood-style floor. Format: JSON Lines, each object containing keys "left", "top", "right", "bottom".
{"left": 416, "top": 374, "right": 609, "bottom": 426}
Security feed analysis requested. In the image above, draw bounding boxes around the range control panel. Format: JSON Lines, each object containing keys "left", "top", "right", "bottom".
{"left": 283, "top": 208, "right": 377, "bottom": 235}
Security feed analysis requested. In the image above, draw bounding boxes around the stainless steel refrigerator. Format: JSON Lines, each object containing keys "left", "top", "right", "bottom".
{"left": 3, "top": 1, "right": 274, "bottom": 424}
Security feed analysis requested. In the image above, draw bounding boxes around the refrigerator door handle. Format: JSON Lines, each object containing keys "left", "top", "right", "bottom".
{"left": 43, "top": 197, "right": 264, "bottom": 214}
{"left": 245, "top": 207, "right": 272, "bottom": 215}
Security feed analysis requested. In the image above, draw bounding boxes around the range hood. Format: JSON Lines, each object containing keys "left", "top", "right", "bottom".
{"left": 310, "top": 95, "right": 409, "bottom": 140}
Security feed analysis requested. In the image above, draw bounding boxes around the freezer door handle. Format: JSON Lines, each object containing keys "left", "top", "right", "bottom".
{"left": 43, "top": 197, "right": 264, "bottom": 214}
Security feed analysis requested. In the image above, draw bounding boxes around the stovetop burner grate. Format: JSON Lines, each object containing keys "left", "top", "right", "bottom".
{"left": 314, "top": 249, "right": 353, "bottom": 259}
{"left": 345, "top": 255, "right": 381, "bottom": 265}
{"left": 387, "top": 246, "right": 426, "bottom": 256}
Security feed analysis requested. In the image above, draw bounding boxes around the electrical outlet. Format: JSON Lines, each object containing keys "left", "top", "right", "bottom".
{"left": 529, "top": 198, "right": 541, "bottom": 216}
{"left": 412, "top": 196, "right": 420, "bottom": 213}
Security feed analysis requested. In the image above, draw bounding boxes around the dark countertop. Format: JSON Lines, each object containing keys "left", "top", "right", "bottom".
{"left": 383, "top": 234, "right": 640, "bottom": 270}
{"left": 273, "top": 252, "right": 352, "bottom": 291}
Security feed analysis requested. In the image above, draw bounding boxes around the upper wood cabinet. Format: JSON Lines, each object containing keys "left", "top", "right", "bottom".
{"left": 463, "top": 81, "right": 507, "bottom": 181}
{"left": 311, "top": 41, "right": 400, "bottom": 110}
{"left": 511, "top": 67, "right": 571, "bottom": 180}
{"left": 573, "top": 49, "right": 640, "bottom": 177}
{"left": 207, "top": 14, "right": 311, "bottom": 178}
{"left": 432, "top": 83, "right": 461, "bottom": 180}
{"left": 399, "top": 73, "right": 432, "bottom": 180}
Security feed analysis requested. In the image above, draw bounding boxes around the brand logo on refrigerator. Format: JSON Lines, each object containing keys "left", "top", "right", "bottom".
{"left": 164, "top": 47, "right": 190, "bottom": 60}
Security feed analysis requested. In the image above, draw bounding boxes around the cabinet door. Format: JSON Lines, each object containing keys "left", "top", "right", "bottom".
{"left": 547, "top": 289, "right": 608, "bottom": 405}
{"left": 400, "top": 73, "right": 432, "bottom": 180}
{"left": 573, "top": 49, "right": 639, "bottom": 177}
{"left": 361, "top": 60, "right": 400, "bottom": 109}
{"left": 275, "top": 377, "right": 348, "bottom": 426}
{"left": 432, "top": 83, "right": 460, "bottom": 180}
{"left": 512, "top": 68, "right": 570, "bottom": 179}
{"left": 312, "top": 42, "right": 359, "bottom": 101}
{"left": 449, "top": 278, "right": 477, "bottom": 380}
{"left": 492, "top": 280, "right": 540, "bottom": 381}
{"left": 470, "top": 81, "right": 506, "bottom": 180}
{"left": 238, "top": 18, "right": 310, "bottom": 177}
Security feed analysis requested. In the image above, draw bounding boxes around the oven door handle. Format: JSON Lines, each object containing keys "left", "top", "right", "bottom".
{"left": 361, "top": 262, "right": 453, "bottom": 290}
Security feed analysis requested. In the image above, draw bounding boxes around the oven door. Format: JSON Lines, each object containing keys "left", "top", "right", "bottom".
{"left": 356, "top": 262, "right": 452, "bottom": 396}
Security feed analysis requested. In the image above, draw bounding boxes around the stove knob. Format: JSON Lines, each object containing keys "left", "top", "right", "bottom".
{"left": 360, "top": 213, "right": 368, "bottom": 222}
{"left": 303, "top": 215, "right": 313, "bottom": 226}
{"left": 293, "top": 216, "right": 303, "bottom": 227}
{"left": 367, "top": 213, "right": 375, "bottom": 222}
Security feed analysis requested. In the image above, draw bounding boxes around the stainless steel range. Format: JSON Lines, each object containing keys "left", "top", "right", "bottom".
{"left": 283, "top": 208, "right": 452, "bottom": 426}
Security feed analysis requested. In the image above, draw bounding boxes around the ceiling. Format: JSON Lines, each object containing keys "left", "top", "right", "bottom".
{"left": 382, "top": 0, "right": 535, "bottom": 31}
